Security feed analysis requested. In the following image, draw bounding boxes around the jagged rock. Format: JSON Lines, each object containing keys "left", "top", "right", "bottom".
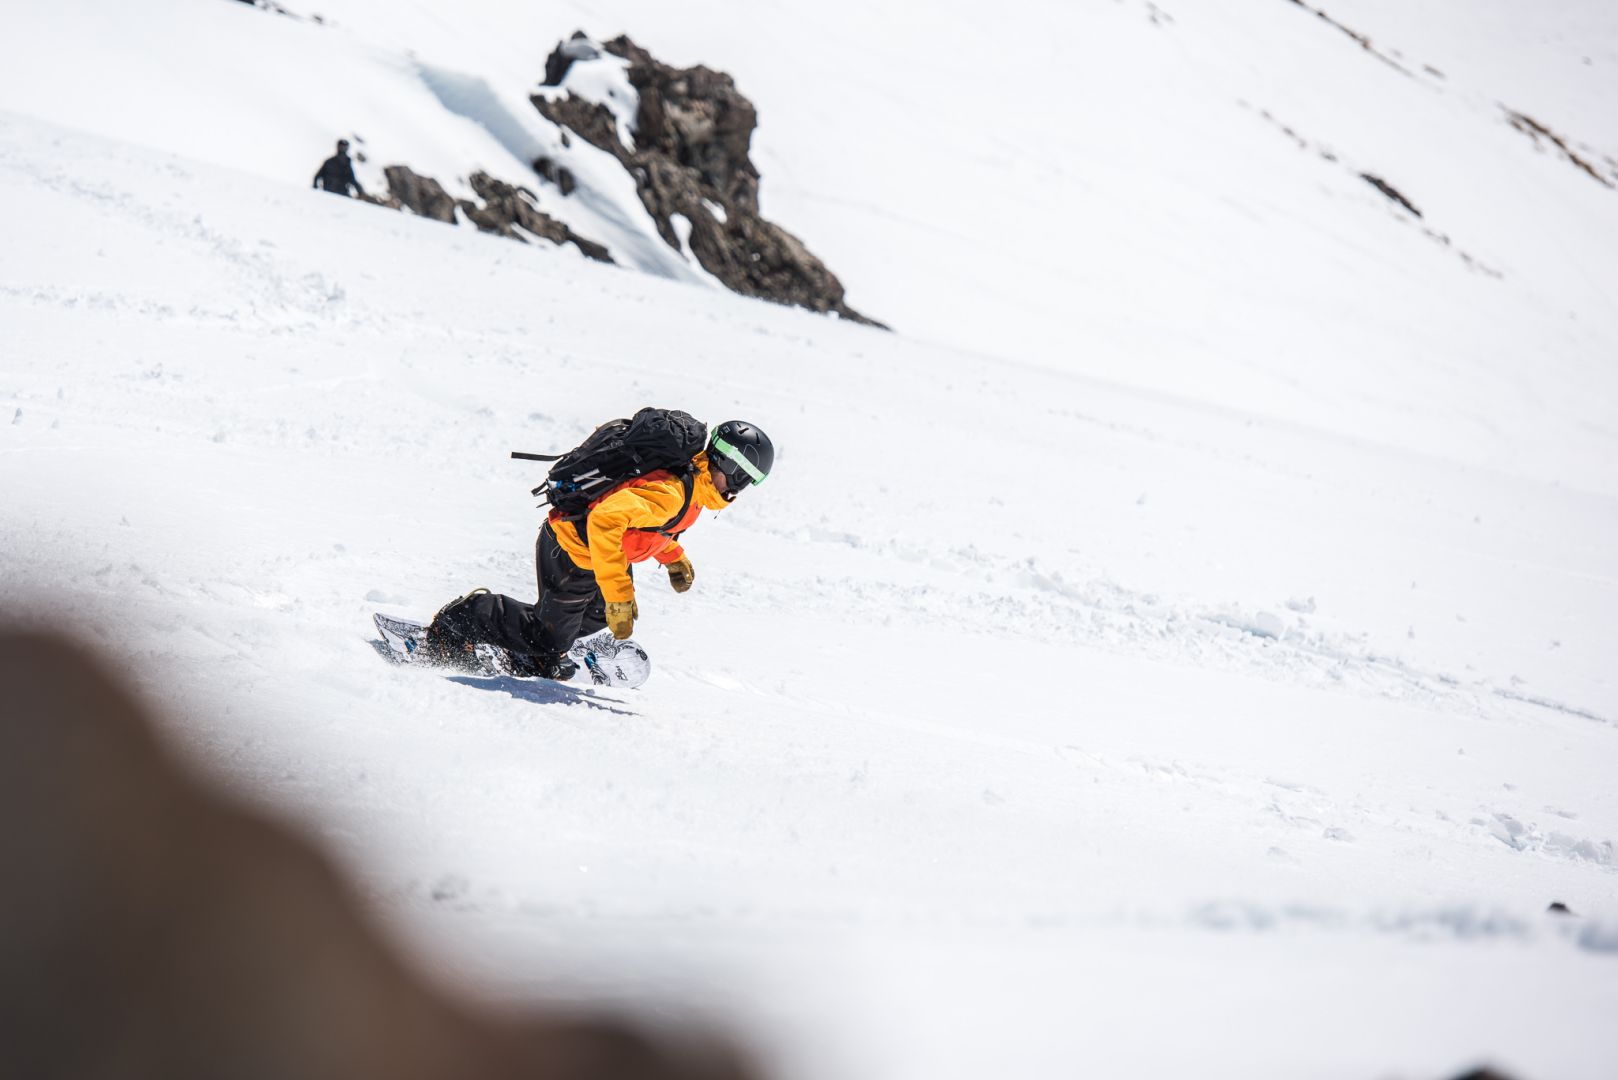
{"left": 382, "top": 164, "right": 612, "bottom": 262}
{"left": 1504, "top": 108, "right": 1616, "bottom": 189}
{"left": 534, "top": 93, "right": 623, "bottom": 161}
{"left": 1360, "top": 173, "right": 1422, "bottom": 218}
{"left": 532, "top": 34, "right": 884, "bottom": 327}
{"left": 465, "top": 171, "right": 612, "bottom": 262}
{"left": 534, "top": 156, "right": 578, "bottom": 196}
{"left": 543, "top": 30, "right": 601, "bottom": 88}
{"left": 384, "top": 165, "right": 458, "bottom": 223}
{"left": 613, "top": 38, "right": 760, "bottom": 213}
{"left": 456, "top": 198, "right": 513, "bottom": 240}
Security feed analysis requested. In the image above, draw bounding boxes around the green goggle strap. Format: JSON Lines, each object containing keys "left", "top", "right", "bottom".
{"left": 711, "top": 436, "right": 767, "bottom": 485}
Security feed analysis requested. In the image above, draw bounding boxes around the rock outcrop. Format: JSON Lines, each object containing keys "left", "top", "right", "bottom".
{"left": 542, "top": 31, "right": 602, "bottom": 88}
{"left": 534, "top": 34, "right": 883, "bottom": 327}
{"left": 383, "top": 165, "right": 457, "bottom": 223}
{"left": 355, "top": 34, "right": 879, "bottom": 322}
{"left": 534, "top": 156, "right": 578, "bottom": 196}
{"left": 461, "top": 172, "right": 612, "bottom": 261}
{"left": 383, "top": 164, "right": 613, "bottom": 262}
{"left": 1359, "top": 173, "right": 1421, "bottom": 218}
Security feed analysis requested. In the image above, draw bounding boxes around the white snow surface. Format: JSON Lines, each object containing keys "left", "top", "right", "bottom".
{"left": 3, "top": 1, "right": 1618, "bottom": 1078}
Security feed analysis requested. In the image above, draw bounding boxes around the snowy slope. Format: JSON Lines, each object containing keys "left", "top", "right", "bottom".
{"left": 4, "top": 2, "right": 1618, "bottom": 1078}
{"left": 5, "top": 112, "right": 1617, "bottom": 1079}
{"left": 7, "top": 0, "right": 1617, "bottom": 491}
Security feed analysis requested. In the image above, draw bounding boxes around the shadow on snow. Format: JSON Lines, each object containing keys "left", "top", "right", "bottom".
{"left": 369, "top": 639, "right": 638, "bottom": 716}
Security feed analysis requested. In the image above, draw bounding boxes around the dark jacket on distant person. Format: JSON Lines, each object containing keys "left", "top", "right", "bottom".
{"left": 313, "top": 150, "right": 364, "bottom": 197}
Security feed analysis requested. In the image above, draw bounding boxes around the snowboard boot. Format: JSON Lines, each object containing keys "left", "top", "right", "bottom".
{"left": 502, "top": 649, "right": 578, "bottom": 682}
{"left": 422, "top": 588, "right": 492, "bottom": 673}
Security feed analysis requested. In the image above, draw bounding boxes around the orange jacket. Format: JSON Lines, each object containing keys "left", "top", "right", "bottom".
{"left": 548, "top": 453, "right": 730, "bottom": 602}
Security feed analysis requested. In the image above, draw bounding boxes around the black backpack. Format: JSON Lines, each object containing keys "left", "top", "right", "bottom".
{"left": 519, "top": 407, "right": 708, "bottom": 518}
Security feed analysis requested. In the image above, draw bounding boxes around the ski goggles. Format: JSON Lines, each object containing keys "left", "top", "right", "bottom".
{"left": 711, "top": 436, "right": 768, "bottom": 489}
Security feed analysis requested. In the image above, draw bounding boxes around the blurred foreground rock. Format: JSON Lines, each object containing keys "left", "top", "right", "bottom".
{"left": 0, "top": 631, "right": 755, "bottom": 1080}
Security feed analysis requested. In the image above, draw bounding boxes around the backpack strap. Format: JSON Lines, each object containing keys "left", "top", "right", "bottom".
{"left": 651, "top": 470, "right": 697, "bottom": 539}
{"left": 565, "top": 467, "right": 696, "bottom": 549}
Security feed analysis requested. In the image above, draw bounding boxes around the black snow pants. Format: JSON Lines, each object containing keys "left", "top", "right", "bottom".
{"left": 435, "top": 522, "right": 618, "bottom": 659}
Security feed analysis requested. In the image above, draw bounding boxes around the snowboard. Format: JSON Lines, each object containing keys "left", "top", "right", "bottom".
{"left": 372, "top": 612, "right": 652, "bottom": 690}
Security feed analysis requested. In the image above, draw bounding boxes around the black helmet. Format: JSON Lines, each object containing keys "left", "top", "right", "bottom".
{"left": 707, "top": 420, "right": 773, "bottom": 498}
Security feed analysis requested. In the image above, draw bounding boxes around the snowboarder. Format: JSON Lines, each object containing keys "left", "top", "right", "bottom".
{"left": 311, "top": 139, "right": 365, "bottom": 198}
{"left": 422, "top": 419, "right": 775, "bottom": 680}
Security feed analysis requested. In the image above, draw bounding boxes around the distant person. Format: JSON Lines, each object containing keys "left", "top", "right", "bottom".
{"left": 312, "top": 139, "right": 365, "bottom": 198}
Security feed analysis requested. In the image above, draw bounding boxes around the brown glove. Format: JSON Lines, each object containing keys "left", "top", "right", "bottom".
{"left": 666, "top": 554, "right": 695, "bottom": 594}
{"left": 604, "top": 599, "right": 638, "bottom": 640}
